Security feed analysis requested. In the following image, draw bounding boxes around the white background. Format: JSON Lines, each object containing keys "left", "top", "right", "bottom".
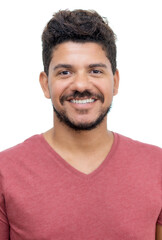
{"left": 0, "top": 0, "right": 162, "bottom": 150}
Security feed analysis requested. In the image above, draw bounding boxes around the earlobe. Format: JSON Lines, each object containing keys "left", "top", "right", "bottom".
{"left": 113, "top": 69, "right": 120, "bottom": 96}
{"left": 39, "top": 72, "right": 51, "bottom": 99}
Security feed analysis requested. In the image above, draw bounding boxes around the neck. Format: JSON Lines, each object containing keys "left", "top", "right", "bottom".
{"left": 44, "top": 116, "right": 113, "bottom": 154}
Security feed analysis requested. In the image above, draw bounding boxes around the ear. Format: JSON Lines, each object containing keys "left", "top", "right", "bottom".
{"left": 113, "top": 69, "right": 120, "bottom": 96}
{"left": 39, "top": 72, "right": 51, "bottom": 99}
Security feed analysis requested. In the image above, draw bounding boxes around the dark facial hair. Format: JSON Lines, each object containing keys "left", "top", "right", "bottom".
{"left": 53, "top": 90, "right": 112, "bottom": 131}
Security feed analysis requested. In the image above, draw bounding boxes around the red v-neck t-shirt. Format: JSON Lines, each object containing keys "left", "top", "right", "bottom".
{"left": 0, "top": 133, "right": 162, "bottom": 239}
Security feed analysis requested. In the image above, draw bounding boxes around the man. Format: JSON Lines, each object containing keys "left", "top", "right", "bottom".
{"left": 0, "top": 9, "right": 162, "bottom": 239}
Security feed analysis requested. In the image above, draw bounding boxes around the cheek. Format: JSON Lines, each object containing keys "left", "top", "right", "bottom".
{"left": 50, "top": 81, "right": 69, "bottom": 102}
{"left": 95, "top": 81, "right": 114, "bottom": 98}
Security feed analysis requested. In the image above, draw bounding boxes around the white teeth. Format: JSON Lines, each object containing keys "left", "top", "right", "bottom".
{"left": 70, "top": 98, "right": 95, "bottom": 104}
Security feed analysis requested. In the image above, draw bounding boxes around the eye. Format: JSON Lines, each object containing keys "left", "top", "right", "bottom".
{"left": 59, "top": 70, "right": 71, "bottom": 75}
{"left": 91, "top": 69, "right": 103, "bottom": 74}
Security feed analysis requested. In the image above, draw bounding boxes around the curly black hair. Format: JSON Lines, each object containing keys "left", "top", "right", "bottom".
{"left": 42, "top": 9, "right": 117, "bottom": 75}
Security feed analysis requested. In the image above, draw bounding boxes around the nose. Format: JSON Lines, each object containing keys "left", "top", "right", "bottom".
{"left": 70, "top": 72, "right": 91, "bottom": 92}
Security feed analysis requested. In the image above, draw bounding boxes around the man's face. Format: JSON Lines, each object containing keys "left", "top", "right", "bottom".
{"left": 40, "top": 41, "right": 119, "bottom": 131}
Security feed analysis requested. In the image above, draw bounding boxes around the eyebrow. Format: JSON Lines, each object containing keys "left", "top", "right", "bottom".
{"left": 53, "top": 64, "right": 72, "bottom": 71}
{"left": 53, "top": 63, "right": 107, "bottom": 71}
{"left": 88, "top": 63, "right": 107, "bottom": 69}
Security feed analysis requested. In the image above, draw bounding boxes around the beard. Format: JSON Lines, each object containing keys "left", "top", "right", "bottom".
{"left": 52, "top": 90, "right": 112, "bottom": 131}
{"left": 53, "top": 104, "right": 112, "bottom": 131}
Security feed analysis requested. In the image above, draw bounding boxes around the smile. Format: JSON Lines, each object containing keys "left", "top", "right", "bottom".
{"left": 70, "top": 99, "right": 95, "bottom": 104}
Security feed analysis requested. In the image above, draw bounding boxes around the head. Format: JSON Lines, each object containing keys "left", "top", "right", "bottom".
{"left": 40, "top": 10, "right": 119, "bottom": 131}
{"left": 42, "top": 9, "right": 117, "bottom": 76}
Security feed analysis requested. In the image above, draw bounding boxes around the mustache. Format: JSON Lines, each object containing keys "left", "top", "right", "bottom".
{"left": 60, "top": 90, "right": 104, "bottom": 104}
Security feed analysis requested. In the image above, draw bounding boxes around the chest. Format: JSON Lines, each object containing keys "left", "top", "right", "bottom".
{"left": 6, "top": 161, "right": 161, "bottom": 240}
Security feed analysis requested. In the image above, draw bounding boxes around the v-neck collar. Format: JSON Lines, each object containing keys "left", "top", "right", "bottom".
{"left": 39, "top": 132, "right": 118, "bottom": 180}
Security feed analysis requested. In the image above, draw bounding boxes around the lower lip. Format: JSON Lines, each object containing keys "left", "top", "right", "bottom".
{"left": 67, "top": 100, "right": 97, "bottom": 109}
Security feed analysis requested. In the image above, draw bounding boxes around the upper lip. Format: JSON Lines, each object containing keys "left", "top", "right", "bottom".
{"left": 67, "top": 97, "right": 97, "bottom": 101}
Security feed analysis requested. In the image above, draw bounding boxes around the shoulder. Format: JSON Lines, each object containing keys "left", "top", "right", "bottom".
{"left": 115, "top": 132, "right": 162, "bottom": 151}
{"left": 0, "top": 134, "right": 43, "bottom": 169}
{"left": 114, "top": 132, "right": 162, "bottom": 161}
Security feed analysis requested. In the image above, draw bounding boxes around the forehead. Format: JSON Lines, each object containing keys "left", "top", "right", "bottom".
{"left": 50, "top": 41, "right": 110, "bottom": 67}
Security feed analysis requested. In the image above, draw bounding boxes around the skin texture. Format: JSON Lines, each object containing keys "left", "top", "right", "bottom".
{"left": 156, "top": 224, "right": 162, "bottom": 240}
{"left": 39, "top": 41, "right": 119, "bottom": 173}
{"left": 41, "top": 42, "right": 119, "bottom": 129}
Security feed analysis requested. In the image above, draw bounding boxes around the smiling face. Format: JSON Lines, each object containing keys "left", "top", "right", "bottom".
{"left": 40, "top": 41, "right": 119, "bottom": 131}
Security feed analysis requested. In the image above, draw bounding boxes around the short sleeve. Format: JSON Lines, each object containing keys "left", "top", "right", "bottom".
{"left": 0, "top": 172, "right": 10, "bottom": 239}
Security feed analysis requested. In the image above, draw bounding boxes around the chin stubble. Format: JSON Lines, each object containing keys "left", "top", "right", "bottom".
{"left": 52, "top": 90, "right": 112, "bottom": 131}
{"left": 53, "top": 104, "right": 112, "bottom": 131}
